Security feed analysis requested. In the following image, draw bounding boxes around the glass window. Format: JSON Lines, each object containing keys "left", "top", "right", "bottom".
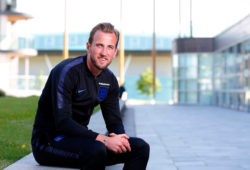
{"left": 226, "top": 54, "right": 236, "bottom": 65}
{"left": 230, "top": 93, "right": 235, "bottom": 106}
{"left": 229, "top": 77, "right": 233, "bottom": 89}
{"left": 178, "top": 92, "right": 186, "bottom": 103}
{"left": 214, "top": 66, "right": 223, "bottom": 78}
{"left": 219, "top": 92, "right": 224, "bottom": 106}
{"left": 214, "top": 92, "right": 220, "bottom": 106}
{"left": 199, "top": 92, "right": 212, "bottom": 105}
{"left": 198, "top": 66, "right": 212, "bottom": 78}
{"left": 178, "top": 68, "right": 186, "bottom": 79}
{"left": 199, "top": 54, "right": 213, "bottom": 66}
{"left": 239, "top": 75, "right": 244, "bottom": 89}
{"left": 186, "top": 92, "right": 197, "bottom": 104}
{"left": 186, "top": 79, "right": 197, "bottom": 91}
{"left": 214, "top": 78, "right": 221, "bottom": 90}
{"left": 173, "top": 68, "right": 178, "bottom": 79}
{"left": 198, "top": 79, "right": 212, "bottom": 91}
{"left": 239, "top": 93, "right": 245, "bottom": 106}
{"left": 186, "top": 54, "right": 197, "bottom": 67}
{"left": 221, "top": 92, "right": 225, "bottom": 105}
{"left": 179, "top": 55, "right": 186, "bottom": 67}
{"left": 178, "top": 80, "right": 186, "bottom": 91}
{"left": 225, "top": 92, "right": 230, "bottom": 106}
{"left": 222, "top": 79, "right": 227, "bottom": 89}
{"left": 186, "top": 67, "right": 197, "bottom": 79}
{"left": 214, "top": 53, "right": 224, "bottom": 66}
{"left": 248, "top": 76, "right": 250, "bottom": 88}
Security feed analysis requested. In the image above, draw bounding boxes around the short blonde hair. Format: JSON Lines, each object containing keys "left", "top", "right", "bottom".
{"left": 88, "top": 23, "right": 120, "bottom": 48}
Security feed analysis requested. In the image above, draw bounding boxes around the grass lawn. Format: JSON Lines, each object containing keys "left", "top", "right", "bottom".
{"left": 0, "top": 96, "right": 101, "bottom": 169}
{"left": 0, "top": 96, "right": 39, "bottom": 170}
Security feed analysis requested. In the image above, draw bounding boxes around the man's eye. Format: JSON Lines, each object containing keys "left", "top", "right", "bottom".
{"left": 108, "top": 46, "right": 114, "bottom": 49}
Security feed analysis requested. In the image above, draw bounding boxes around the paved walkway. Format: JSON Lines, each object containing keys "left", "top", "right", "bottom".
{"left": 132, "top": 104, "right": 250, "bottom": 170}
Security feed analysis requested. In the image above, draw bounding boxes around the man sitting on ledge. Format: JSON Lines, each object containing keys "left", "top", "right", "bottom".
{"left": 31, "top": 22, "right": 150, "bottom": 170}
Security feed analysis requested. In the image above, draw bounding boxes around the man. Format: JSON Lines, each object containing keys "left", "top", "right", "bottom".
{"left": 31, "top": 23, "right": 150, "bottom": 170}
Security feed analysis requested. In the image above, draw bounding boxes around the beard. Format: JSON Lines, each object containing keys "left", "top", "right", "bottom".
{"left": 90, "top": 55, "right": 111, "bottom": 71}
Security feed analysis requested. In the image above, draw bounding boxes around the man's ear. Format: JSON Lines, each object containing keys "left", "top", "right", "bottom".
{"left": 86, "top": 42, "right": 90, "bottom": 52}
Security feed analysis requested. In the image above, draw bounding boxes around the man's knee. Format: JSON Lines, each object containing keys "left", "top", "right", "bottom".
{"left": 87, "top": 141, "right": 107, "bottom": 159}
{"left": 138, "top": 138, "right": 150, "bottom": 158}
{"left": 130, "top": 137, "right": 150, "bottom": 158}
{"left": 76, "top": 141, "right": 107, "bottom": 170}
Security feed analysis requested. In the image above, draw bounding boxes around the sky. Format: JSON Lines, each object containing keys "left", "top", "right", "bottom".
{"left": 16, "top": 0, "right": 250, "bottom": 37}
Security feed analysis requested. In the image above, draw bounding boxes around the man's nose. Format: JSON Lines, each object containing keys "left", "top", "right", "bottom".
{"left": 100, "top": 47, "right": 108, "bottom": 56}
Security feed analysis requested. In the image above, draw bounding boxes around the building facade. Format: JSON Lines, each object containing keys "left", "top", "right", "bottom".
{"left": 0, "top": 0, "right": 37, "bottom": 96}
{"left": 172, "top": 14, "right": 250, "bottom": 111}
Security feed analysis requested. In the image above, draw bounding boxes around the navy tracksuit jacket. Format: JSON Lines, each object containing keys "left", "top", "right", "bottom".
{"left": 32, "top": 55, "right": 125, "bottom": 142}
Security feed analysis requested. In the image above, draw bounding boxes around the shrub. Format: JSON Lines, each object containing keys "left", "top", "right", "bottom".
{"left": 136, "top": 67, "right": 161, "bottom": 97}
{"left": 0, "top": 89, "right": 5, "bottom": 97}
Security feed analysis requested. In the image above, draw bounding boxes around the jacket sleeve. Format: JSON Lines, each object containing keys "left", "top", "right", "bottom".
{"left": 100, "top": 76, "right": 125, "bottom": 134}
{"left": 51, "top": 66, "right": 98, "bottom": 139}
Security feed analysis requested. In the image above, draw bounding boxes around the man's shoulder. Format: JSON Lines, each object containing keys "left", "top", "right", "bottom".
{"left": 61, "top": 56, "right": 84, "bottom": 68}
{"left": 53, "top": 56, "right": 84, "bottom": 73}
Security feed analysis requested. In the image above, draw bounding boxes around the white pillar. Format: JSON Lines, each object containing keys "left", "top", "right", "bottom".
{"left": 9, "top": 56, "right": 19, "bottom": 90}
{"left": 24, "top": 56, "right": 29, "bottom": 90}
{"left": 0, "top": 55, "right": 10, "bottom": 91}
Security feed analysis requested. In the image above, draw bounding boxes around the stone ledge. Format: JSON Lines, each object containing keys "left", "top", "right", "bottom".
{"left": 4, "top": 153, "right": 76, "bottom": 170}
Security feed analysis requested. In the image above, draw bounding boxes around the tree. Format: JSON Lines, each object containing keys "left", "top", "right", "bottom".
{"left": 136, "top": 67, "right": 161, "bottom": 97}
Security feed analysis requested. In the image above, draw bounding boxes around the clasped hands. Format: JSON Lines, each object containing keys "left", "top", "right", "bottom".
{"left": 96, "top": 133, "right": 131, "bottom": 154}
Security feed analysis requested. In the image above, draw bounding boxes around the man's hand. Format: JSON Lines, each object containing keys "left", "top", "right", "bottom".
{"left": 96, "top": 133, "right": 131, "bottom": 154}
{"left": 108, "top": 133, "right": 131, "bottom": 153}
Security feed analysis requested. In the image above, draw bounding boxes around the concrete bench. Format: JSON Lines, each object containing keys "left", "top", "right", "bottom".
{"left": 4, "top": 100, "right": 132, "bottom": 170}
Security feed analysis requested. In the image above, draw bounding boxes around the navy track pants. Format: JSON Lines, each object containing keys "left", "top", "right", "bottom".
{"left": 32, "top": 134, "right": 150, "bottom": 170}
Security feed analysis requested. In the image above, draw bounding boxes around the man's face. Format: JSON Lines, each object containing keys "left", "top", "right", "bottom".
{"left": 87, "top": 30, "right": 118, "bottom": 71}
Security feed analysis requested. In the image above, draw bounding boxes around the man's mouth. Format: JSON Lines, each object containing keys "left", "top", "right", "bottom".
{"left": 99, "top": 57, "right": 107, "bottom": 63}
